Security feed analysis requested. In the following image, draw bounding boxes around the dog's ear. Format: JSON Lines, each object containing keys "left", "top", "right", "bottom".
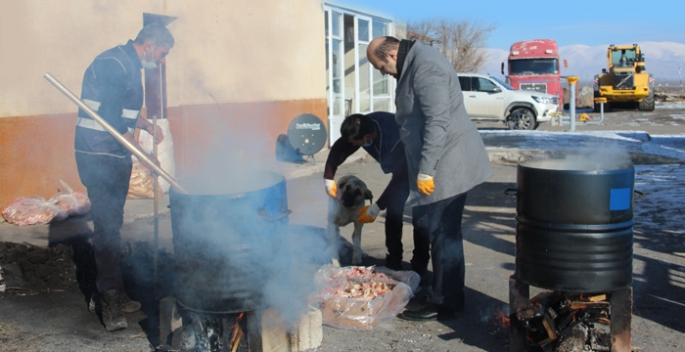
{"left": 364, "top": 188, "right": 373, "bottom": 201}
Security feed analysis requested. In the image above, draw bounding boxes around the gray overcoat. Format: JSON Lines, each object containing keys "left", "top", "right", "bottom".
{"left": 394, "top": 41, "right": 493, "bottom": 206}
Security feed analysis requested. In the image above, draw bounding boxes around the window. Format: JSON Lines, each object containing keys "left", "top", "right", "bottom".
{"left": 476, "top": 78, "right": 498, "bottom": 92}
{"left": 359, "top": 43, "right": 371, "bottom": 112}
{"left": 509, "top": 58, "right": 559, "bottom": 75}
{"left": 458, "top": 76, "right": 472, "bottom": 91}
{"left": 612, "top": 49, "right": 637, "bottom": 67}
{"left": 373, "top": 19, "right": 389, "bottom": 38}
{"left": 358, "top": 19, "right": 369, "bottom": 42}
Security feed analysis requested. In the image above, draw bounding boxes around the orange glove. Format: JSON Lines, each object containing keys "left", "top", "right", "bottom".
{"left": 324, "top": 179, "right": 337, "bottom": 198}
{"left": 356, "top": 203, "right": 380, "bottom": 223}
{"left": 417, "top": 173, "right": 435, "bottom": 195}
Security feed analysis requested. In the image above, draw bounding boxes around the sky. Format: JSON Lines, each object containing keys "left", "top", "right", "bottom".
{"left": 332, "top": 0, "right": 684, "bottom": 50}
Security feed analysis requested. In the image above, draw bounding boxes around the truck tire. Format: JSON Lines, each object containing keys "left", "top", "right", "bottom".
{"left": 638, "top": 91, "right": 655, "bottom": 111}
{"left": 507, "top": 108, "right": 536, "bottom": 130}
{"left": 593, "top": 90, "right": 602, "bottom": 113}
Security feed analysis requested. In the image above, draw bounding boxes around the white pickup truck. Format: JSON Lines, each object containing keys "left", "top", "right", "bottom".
{"left": 457, "top": 73, "right": 560, "bottom": 130}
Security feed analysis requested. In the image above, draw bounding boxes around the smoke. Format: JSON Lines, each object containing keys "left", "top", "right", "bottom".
{"left": 167, "top": 100, "right": 331, "bottom": 326}
{"left": 523, "top": 141, "right": 632, "bottom": 171}
{"left": 170, "top": 178, "right": 331, "bottom": 326}
{"left": 114, "top": 2, "right": 331, "bottom": 326}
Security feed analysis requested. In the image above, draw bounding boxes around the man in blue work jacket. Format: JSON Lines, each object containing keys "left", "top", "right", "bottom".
{"left": 75, "top": 23, "right": 173, "bottom": 331}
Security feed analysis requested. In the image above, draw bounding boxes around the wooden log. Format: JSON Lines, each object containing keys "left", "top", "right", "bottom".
{"left": 509, "top": 276, "right": 530, "bottom": 352}
{"left": 569, "top": 301, "right": 610, "bottom": 310}
{"left": 542, "top": 312, "right": 558, "bottom": 341}
{"left": 610, "top": 287, "right": 632, "bottom": 352}
{"left": 588, "top": 294, "right": 607, "bottom": 302}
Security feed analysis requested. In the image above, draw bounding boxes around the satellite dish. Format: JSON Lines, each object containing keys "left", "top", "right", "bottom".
{"left": 287, "top": 114, "right": 327, "bottom": 163}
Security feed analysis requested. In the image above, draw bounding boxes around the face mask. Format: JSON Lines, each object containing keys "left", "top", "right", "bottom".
{"left": 362, "top": 136, "right": 373, "bottom": 148}
{"left": 141, "top": 46, "right": 157, "bottom": 69}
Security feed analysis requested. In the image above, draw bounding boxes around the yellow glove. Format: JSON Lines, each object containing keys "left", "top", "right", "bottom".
{"left": 324, "top": 179, "right": 337, "bottom": 198}
{"left": 356, "top": 203, "right": 381, "bottom": 223}
{"left": 417, "top": 173, "right": 435, "bottom": 195}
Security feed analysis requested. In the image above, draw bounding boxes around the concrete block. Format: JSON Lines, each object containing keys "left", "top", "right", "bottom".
{"left": 289, "top": 307, "right": 323, "bottom": 351}
{"left": 159, "top": 296, "right": 182, "bottom": 346}
{"left": 248, "top": 309, "right": 290, "bottom": 352}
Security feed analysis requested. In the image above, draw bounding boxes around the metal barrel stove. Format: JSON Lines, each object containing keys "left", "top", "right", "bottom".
{"left": 169, "top": 170, "right": 290, "bottom": 313}
{"left": 514, "top": 160, "right": 634, "bottom": 293}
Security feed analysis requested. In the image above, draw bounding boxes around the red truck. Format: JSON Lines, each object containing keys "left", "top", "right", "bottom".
{"left": 502, "top": 39, "right": 565, "bottom": 107}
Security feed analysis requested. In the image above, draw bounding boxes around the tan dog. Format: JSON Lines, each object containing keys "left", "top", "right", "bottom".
{"left": 327, "top": 175, "right": 373, "bottom": 266}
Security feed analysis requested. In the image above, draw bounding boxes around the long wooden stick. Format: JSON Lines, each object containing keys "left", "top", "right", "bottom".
{"left": 152, "top": 64, "right": 162, "bottom": 292}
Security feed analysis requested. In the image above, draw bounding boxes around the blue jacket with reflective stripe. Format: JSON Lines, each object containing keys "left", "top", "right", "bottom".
{"left": 75, "top": 40, "right": 143, "bottom": 157}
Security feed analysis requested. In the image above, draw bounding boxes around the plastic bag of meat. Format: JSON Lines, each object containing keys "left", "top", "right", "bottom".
{"left": 49, "top": 180, "right": 91, "bottom": 219}
{"left": 1, "top": 196, "right": 62, "bottom": 226}
{"left": 2, "top": 181, "right": 91, "bottom": 226}
{"left": 310, "top": 265, "right": 420, "bottom": 330}
{"left": 127, "top": 159, "right": 162, "bottom": 199}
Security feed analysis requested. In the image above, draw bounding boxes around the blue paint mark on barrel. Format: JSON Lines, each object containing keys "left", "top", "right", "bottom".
{"left": 610, "top": 188, "right": 631, "bottom": 211}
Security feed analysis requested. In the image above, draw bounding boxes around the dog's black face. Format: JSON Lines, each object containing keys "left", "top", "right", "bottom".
{"left": 338, "top": 176, "right": 373, "bottom": 208}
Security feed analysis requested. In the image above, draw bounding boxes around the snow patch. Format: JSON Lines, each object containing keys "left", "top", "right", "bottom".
{"left": 634, "top": 165, "right": 685, "bottom": 235}
{"left": 656, "top": 104, "right": 685, "bottom": 110}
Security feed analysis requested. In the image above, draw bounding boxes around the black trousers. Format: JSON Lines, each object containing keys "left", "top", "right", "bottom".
{"left": 410, "top": 192, "right": 468, "bottom": 311}
{"left": 75, "top": 152, "right": 132, "bottom": 294}
{"left": 384, "top": 182, "right": 410, "bottom": 261}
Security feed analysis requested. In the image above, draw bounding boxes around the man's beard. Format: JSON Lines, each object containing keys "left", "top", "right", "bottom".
{"left": 141, "top": 57, "right": 157, "bottom": 69}
{"left": 141, "top": 49, "right": 157, "bottom": 69}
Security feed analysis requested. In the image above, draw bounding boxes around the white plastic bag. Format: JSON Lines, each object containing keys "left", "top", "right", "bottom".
{"left": 137, "top": 118, "right": 175, "bottom": 193}
{"left": 50, "top": 180, "right": 91, "bottom": 219}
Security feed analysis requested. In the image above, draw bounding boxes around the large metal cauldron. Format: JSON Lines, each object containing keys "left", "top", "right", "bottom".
{"left": 169, "top": 170, "right": 290, "bottom": 313}
{"left": 515, "top": 160, "right": 634, "bottom": 293}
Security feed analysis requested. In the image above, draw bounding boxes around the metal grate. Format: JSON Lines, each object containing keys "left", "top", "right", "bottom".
{"left": 613, "top": 72, "right": 635, "bottom": 90}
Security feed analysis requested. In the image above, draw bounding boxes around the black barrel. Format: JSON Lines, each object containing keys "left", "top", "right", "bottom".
{"left": 515, "top": 160, "right": 634, "bottom": 293}
{"left": 169, "top": 170, "right": 290, "bottom": 313}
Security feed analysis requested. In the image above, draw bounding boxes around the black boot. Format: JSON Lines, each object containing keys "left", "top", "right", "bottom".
{"left": 119, "top": 293, "right": 142, "bottom": 313}
{"left": 398, "top": 303, "right": 459, "bottom": 322}
{"left": 101, "top": 289, "right": 128, "bottom": 331}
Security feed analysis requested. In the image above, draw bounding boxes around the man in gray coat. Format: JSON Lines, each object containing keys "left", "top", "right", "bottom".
{"left": 367, "top": 36, "right": 492, "bottom": 321}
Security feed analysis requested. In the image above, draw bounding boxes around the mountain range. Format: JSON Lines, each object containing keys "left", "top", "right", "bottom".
{"left": 480, "top": 42, "right": 685, "bottom": 85}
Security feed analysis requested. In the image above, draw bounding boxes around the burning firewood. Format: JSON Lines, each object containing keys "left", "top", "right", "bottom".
{"left": 229, "top": 312, "right": 245, "bottom": 352}
{"left": 511, "top": 291, "right": 617, "bottom": 351}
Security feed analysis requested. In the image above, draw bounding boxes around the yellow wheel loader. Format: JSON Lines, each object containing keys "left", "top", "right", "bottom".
{"left": 593, "top": 44, "right": 655, "bottom": 112}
